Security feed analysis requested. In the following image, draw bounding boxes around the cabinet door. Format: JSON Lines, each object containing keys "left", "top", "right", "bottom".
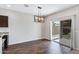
{"left": 0, "top": 16, "right": 8, "bottom": 27}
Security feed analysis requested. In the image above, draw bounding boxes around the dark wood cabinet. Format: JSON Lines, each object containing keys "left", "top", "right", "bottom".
{"left": 0, "top": 15, "right": 8, "bottom": 27}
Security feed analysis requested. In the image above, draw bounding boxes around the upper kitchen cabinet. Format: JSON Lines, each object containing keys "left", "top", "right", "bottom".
{"left": 0, "top": 15, "right": 8, "bottom": 27}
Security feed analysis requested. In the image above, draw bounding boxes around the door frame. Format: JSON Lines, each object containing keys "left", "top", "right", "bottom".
{"left": 49, "top": 15, "right": 76, "bottom": 49}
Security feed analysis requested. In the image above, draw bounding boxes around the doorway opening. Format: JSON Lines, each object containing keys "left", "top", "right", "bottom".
{"left": 52, "top": 21, "right": 60, "bottom": 43}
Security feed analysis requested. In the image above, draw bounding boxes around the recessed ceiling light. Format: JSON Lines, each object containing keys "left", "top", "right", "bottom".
{"left": 24, "top": 4, "right": 29, "bottom": 7}
{"left": 7, "top": 5, "right": 11, "bottom": 7}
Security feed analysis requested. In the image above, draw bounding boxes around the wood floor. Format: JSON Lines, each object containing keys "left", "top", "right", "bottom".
{"left": 3, "top": 39, "right": 79, "bottom": 54}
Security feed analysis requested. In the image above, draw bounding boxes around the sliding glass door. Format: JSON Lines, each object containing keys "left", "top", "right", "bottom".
{"left": 60, "top": 19, "right": 72, "bottom": 48}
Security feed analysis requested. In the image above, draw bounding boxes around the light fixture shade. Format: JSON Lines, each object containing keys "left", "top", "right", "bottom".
{"left": 34, "top": 15, "right": 45, "bottom": 23}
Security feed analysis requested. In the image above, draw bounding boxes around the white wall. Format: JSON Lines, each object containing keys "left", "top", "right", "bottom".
{"left": 41, "top": 18, "right": 50, "bottom": 39}
{"left": 43, "top": 5, "right": 79, "bottom": 50}
{"left": 0, "top": 8, "right": 42, "bottom": 45}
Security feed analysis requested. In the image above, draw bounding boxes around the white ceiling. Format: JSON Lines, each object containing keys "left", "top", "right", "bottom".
{"left": 0, "top": 4, "right": 78, "bottom": 16}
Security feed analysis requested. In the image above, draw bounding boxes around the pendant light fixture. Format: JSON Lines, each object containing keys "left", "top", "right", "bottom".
{"left": 34, "top": 6, "right": 45, "bottom": 23}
